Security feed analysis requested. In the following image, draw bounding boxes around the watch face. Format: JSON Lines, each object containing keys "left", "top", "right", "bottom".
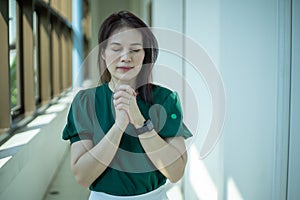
{"left": 146, "top": 120, "right": 154, "bottom": 130}
{"left": 136, "top": 119, "right": 154, "bottom": 135}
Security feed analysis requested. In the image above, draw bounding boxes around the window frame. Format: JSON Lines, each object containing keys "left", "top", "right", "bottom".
{"left": 33, "top": 10, "right": 42, "bottom": 107}
{"left": 9, "top": 0, "right": 25, "bottom": 121}
{"left": 0, "top": 0, "right": 73, "bottom": 141}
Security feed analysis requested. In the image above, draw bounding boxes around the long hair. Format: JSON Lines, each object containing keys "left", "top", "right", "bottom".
{"left": 97, "top": 11, "right": 158, "bottom": 104}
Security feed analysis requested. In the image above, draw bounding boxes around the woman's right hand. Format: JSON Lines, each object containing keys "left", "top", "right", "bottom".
{"left": 114, "top": 109, "right": 129, "bottom": 131}
{"left": 113, "top": 88, "right": 130, "bottom": 131}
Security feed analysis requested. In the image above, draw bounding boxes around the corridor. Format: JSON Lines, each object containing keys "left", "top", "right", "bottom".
{"left": 42, "top": 148, "right": 184, "bottom": 200}
{"left": 1, "top": 0, "right": 299, "bottom": 200}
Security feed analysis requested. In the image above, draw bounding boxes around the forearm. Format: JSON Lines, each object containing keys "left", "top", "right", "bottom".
{"left": 71, "top": 124, "right": 124, "bottom": 188}
{"left": 138, "top": 131, "right": 187, "bottom": 183}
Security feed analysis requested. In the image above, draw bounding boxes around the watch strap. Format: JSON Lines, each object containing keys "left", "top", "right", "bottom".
{"left": 135, "top": 119, "right": 154, "bottom": 135}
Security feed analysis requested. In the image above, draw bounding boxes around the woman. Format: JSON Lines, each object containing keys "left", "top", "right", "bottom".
{"left": 62, "top": 11, "right": 192, "bottom": 200}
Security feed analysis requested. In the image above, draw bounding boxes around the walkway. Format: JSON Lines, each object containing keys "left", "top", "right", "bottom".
{"left": 43, "top": 148, "right": 184, "bottom": 200}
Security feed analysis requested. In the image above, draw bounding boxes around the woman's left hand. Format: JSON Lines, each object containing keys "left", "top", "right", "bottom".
{"left": 113, "top": 85, "right": 145, "bottom": 128}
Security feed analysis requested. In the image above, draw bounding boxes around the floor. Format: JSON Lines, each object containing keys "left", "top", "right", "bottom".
{"left": 43, "top": 148, "right": 184, "bottom": 200}
{"left": 43, "top": 149, "right": 90, "bottom": 200}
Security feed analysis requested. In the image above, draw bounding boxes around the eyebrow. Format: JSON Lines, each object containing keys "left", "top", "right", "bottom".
{"left": 109, "top": 42, "right": 143, "bottom": 46}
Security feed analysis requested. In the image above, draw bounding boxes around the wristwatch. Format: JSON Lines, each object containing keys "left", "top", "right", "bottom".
{"left": 135, "top": 119, "right": 154, "bottom": 135}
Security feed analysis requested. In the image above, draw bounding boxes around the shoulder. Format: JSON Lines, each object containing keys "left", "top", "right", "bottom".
{"left": 151, "top": 84, "right": 173, "bottom": 98}
{"left": 151, "top": 84, "right": 179, "bottom": 103}
{"left": 73, "top": 87, "right": 95, "bottom": 102}
{"left": 73, "top": 84, "right": 107, "bottom": 102}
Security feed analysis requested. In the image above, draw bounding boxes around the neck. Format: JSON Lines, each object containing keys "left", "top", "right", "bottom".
{"left": 109, "top": 78, "right": 137, "bottom": 92}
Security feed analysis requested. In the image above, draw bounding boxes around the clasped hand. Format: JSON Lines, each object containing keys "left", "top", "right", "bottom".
{"left": 113, "top": 85, "right": 145, "bottom": 130}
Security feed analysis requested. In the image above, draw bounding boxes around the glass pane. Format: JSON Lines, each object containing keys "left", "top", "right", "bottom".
{"left": 33, "top": 11, "right": 40, "bottom": 104}
{"left": 9, "top": 0, "right": 20, "bottom": 109}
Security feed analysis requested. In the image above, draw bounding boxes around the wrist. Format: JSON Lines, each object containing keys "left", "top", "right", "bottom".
{"left": 135, "top": 119, "right": 154, "bottom": 135}
{"left": 114, "top": 122, "right": 128, "bottom": 132}
{"left": 138, "top": 130, "right": 157, "bottom": 139}
{"left": 133, "top": 115, "right": 145, "bottom": 129}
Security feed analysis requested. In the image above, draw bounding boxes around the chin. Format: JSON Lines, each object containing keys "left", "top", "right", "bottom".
{"left": 118, "top": 76, "right": 137, "bottom": 82}
{"left": 118, "top": 72, "right": 140, "bottom": 81}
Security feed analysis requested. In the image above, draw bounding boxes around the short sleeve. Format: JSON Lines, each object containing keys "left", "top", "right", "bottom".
{"left": 150, "top": 91, "right": 193, "bottom": 139}
{"left": 62, "top": 89, "right": 95, "bottom": 144}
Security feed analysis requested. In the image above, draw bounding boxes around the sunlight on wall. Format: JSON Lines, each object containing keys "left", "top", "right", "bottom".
{"left": 166, "top": 181, "right": 183, "bottom": 200}
{"left": 189, "top": 145, "right": 217, "bottom": 200}
{"left": 227, "top": 177, "right": 243, "bottom": 200}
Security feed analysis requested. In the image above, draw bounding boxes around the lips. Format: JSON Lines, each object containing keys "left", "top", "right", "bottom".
{"left": 117, "top": 66, "right": 134, "bottom": 72}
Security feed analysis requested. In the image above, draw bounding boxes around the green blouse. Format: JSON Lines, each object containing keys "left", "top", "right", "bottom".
{"left": 62, "top": 83, "right": 192, "bottom": 196}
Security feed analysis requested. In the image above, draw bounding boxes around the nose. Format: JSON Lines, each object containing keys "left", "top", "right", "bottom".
{"left": 120, "top": 50, "right": 132, "bottom": 62}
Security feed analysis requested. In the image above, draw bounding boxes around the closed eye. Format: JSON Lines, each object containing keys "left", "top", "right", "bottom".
{"left": 111, "top": 48, "right": 121, "bottom": 52}
{"left": 130, "top": 49, "right": 142, "bottom": 53}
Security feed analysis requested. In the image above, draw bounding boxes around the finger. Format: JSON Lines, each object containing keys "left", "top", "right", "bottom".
{"left": 115, "top": 103, "right": 129, "bottom": 111}
{"left": 113, "top": 90, "right": 131, "bottom": 100}
{"left": 113, "top": 97, "right": 131, "bottom": 106}
{"left": 116, "top": 85, "right": 137, "bottom": 96}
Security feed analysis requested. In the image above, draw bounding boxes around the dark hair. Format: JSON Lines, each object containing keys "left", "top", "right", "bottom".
{"left": 97, "top": 10, "right": 158, "bottom": 104}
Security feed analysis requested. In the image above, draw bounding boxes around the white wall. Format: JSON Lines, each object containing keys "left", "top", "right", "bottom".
{"left": 184, "top": 1, "right": 223, "bottom": 199}
{"left": 152, "top": 0, "right": 295, "bottom": 199}
{"left": 287, "top": 0, "right": 300, "bottom": 199}
{"left": 151, "top": 0, "right": 184, "bottom": 99}
{"left": 218, "top": 1, "right": 279, "bottom": 199}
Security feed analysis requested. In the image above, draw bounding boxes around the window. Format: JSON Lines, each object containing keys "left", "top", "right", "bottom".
{"left": 33, "top": 11, "right": 41, "bottom": 106}
{"left": 1, "top": 0, "right": 73, "bottom": 140}
{"left": 9, "top": 0, "right": 23, "bottom": 117}
{"left": 9, "top": 0, "right": 22, "bottom": 115}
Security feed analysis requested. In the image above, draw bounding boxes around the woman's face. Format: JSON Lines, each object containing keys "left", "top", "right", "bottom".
{"left": 102, "top": 27, "right": 145, "bottom": 83}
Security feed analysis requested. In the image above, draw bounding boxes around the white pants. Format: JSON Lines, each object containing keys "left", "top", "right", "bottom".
{"left": 88, "top": 186, "right": 168, "bottom": 200}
